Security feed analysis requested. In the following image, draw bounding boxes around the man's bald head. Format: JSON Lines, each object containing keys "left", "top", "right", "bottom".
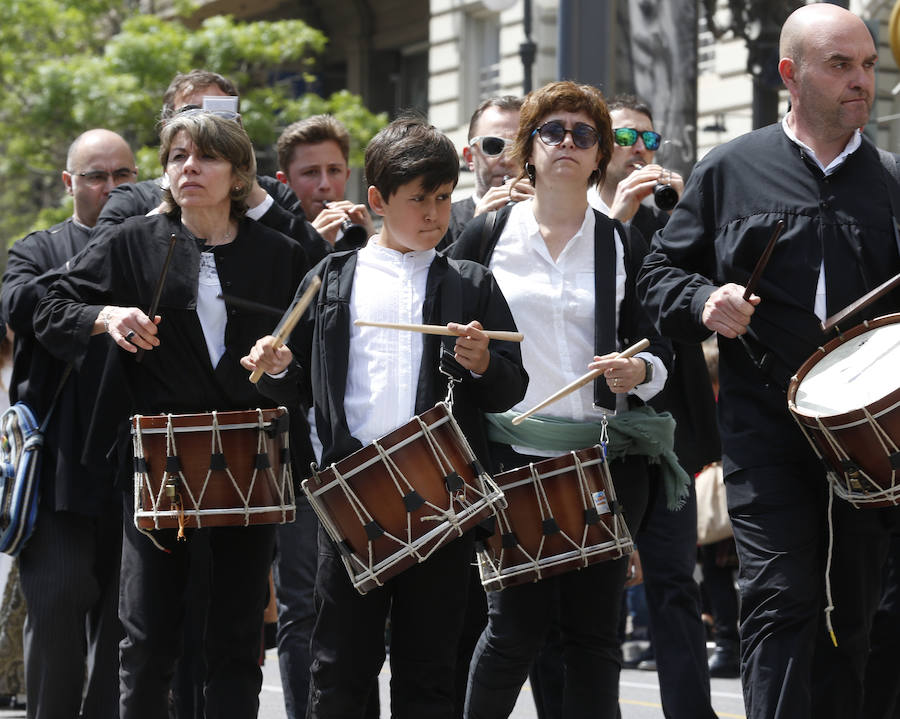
{"left": 777, "top": 3, "right": 876, "bottom": 155}
{"left": 779, "top": 3, "right": 869, "bottom": 70}
{"left": 63, "top": 129, "right": 136, "bottom": 227}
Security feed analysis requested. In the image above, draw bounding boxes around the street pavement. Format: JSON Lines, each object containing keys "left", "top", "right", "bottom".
{"left": 256, "top": 649, "right": 748, "bottom": 719}
{"left": 0, "top": 646, "right": 745, "bottom": 718}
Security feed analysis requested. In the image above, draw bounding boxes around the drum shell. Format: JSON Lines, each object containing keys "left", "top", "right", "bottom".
{"left": 478, "top": 446, "right": 633, "bottom": 591}
{"left": 133, "top": 407, "right": 294, "bottom": 529}
{"left": 788, "top": 314, "right": 900, "bottom": 507}
{"left": 303, "top": 403, "right": 500, "bottom": 593}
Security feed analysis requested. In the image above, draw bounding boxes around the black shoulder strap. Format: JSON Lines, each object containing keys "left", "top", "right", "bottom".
{"left": 593, "top": 210, "right": 618, "bottom": 411}
{"left": 38, "top": 364, "right": 73, "bottom": 433}
{"left": 478, "top": 210, "right": 498, "bottom": 265}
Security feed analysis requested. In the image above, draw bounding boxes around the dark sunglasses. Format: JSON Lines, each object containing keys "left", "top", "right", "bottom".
{"left": 469, "top": 135, "right": 513, "bottom": 156}
{"left": 531, "top": 121, "right": 600, "bottom": 150}
{"left": 613, "top": 127, "right": 662, "bottom": 151}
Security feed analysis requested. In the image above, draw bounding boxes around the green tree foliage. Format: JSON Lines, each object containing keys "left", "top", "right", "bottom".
{"left": 0, "top": 1, "right": 387, "bottom": 249}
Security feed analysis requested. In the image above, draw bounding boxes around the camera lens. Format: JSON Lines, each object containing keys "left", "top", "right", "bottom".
{"left": 654, "top": 183, "right": 679, "bottom": 211}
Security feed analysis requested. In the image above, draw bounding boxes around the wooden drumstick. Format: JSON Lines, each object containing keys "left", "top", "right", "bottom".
{"left": 136, "top": 233, "right": 177, "bottom": 363}
{"left": 353, "top": 320, "right": 524, "bottom": 343}
{"left": 249, "top": 275, "right": 321, "bottom": 384}
{"left": 743, "top": 219, "right": 784, "bottom": 301}
{"left": 511, "top": 338, "right": 650, "bottom": 426}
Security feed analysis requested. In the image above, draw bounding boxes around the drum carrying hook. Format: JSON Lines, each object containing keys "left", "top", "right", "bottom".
{"left": 599, "top": 414, "right": 609, "bottom": 460}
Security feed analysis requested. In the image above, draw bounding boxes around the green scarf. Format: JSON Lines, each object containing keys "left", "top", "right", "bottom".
{"left": 486, "top": 405, "right": 690, "bottom": 510}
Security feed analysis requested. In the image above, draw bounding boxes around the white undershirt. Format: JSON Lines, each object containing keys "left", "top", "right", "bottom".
{"left": 489, "top": 199, "right": 666, "bottom": 457}
{"left": 197, "top": 251, "right": 226, "bottom": 368}
{"left": 344, "top": 241, "right": 435, "bottom": 446}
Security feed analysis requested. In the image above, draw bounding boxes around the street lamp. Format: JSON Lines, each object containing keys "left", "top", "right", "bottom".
{"left": 481, "top": 0, "right": 536, "bottom": 94}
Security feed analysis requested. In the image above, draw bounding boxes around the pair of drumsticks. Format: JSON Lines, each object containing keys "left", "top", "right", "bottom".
{"left": 247, "top": 275, "right": 649, "bottom": 422}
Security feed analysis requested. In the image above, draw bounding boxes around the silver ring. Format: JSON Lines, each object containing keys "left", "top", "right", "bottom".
{"left": 124, "top": 330, "right": 136, "bottom": 343}
{"left": 613, "top": 378, "right": 619, "bottom": 387}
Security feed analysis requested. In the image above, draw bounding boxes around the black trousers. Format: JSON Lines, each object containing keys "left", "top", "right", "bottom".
{"left": 118, "top": 491, "right": 275, "bottom": 719}
{"left": 308, "top": 524, "right": 474, "bottom": 719}
{"left": 636, "top": 480, "right": 716, "bottom": 719}
{"left": 862, "top": 531, "right": 900, "bottom": 719}
{"left": 727, "top": 460, "right": 900, "bottom": 719}
{"left": 465, "top": 449, "right": 649, "bottom": 719}
{"left": 19, "top": 506, "right": 122, "bottom": 719}
{"left": 699, "top": 540, "right": 740, "bottom": 644}
{"left": 273, "top": 497, "right": 319, "bottom": 719}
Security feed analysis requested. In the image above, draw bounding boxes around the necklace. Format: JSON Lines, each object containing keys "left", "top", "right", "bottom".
{"left": 182, "top": 220, "right": 235, "bottom": 247}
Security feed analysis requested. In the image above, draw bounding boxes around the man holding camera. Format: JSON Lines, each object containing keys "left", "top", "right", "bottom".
{"left": 592, "top": 95, "right": 721, "bottom": 719}
{"left": 276, "top": 114, "right": 374, "bottom": 252}
{"left": 589, "top": 95, "right": 684, "bottom": 234}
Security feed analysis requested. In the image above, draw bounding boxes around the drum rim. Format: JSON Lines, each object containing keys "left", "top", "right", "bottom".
{"left": 131, "top": 406, "right": 287, "bottom": 432}
{"left": 492, "top": 445, "right": 606, "bottom": 486}
{"left": 788, "top": 313, "right": 900, "bottom": 426}
{"left": 305, "top": 403, "right": 456, "bottom": 493}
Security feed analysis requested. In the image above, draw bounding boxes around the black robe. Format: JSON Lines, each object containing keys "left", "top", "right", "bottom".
{"left": 637, "top": 124, "right": 900, "bottom": 473}
{"left": 33, "top": 213, "right": 311, "bottom": 476}
{"left": 1, "top": 218, "right": 115, "bottom": 513}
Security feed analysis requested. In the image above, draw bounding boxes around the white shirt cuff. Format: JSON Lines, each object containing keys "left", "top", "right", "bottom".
{"left": 631, "top": 351, "right": 668, "bottom": 402}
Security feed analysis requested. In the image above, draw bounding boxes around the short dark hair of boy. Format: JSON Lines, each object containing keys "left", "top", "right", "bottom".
{"left": 276, "top": 115, "right": 351, "bottom": 173}
{"left": 467, "top": 95, "right": 524, "bottom": 141}
{"left": 607, "top": 94, "right": 654, "bottom": 125}
{"left": 364, "top": 116, "right": 459, "bottom": 200}
{"left": 161, "top": 70, "right": 238, "bottom": 119}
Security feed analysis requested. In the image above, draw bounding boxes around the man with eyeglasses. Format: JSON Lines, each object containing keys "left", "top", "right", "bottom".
{"left": 444, "top": 96, "right": 533, "bottom": 246}
{"left": 1, "top": 128, "right": 136, "bottom": 718}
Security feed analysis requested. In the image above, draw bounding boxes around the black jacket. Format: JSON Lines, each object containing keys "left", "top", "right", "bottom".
{"left": 638, "top": 125, "right": 900, "bottom": 473}
{"left": 1, "top": 218, "right": 115, "bottom": 513}
{"left": 33, "top": 214, "right": 311, "bottom": 478}
{"left": 630, "top": 205, "right": 720, "bottom": 475}
{"left": 258, "top": 250, "right": 529, "bottom": 471}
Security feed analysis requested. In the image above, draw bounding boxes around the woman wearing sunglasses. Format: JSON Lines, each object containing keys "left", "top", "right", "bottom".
{"left": 450, "top": 81, "right": 681, "bottom": 718}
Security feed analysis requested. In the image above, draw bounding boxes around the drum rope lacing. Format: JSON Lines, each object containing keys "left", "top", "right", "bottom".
{"left": 794, "top": 410, "right": 900, "bottom": 506}
{"left": 306, "top": 402, "right": 505, "bottom": 593}
{"left": 324, "top": 413, "right": 483, "bottom": 587}
{"left": 479, "top": 446, "right": 633, "bottom": 590}
{"left": 790, "top": 408, "right": 900, "bottom": 647}
{"left": 132, "top": 409, "right": 294, "bottom": 550}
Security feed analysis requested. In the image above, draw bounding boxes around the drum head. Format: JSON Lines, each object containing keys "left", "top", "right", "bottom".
{"left": 794, "top": 321, "right": 900, "bottom": 417}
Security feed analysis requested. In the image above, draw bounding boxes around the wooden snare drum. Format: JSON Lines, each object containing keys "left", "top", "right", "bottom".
{"left": 788, "top": 313, "right": 900, "bottom": 507}
{"left": 132, "top": 407, "right": 295, "bottom": 529}
{"left": 302, "top": 402, "right": 505, "bottom": 594}
{"left": 476, "top": 445, "right": 634, "bottom": 591}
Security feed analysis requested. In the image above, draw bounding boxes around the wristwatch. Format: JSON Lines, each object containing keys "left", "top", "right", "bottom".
{"left": 638, "top": 357, "right": 653, "bottom": 385}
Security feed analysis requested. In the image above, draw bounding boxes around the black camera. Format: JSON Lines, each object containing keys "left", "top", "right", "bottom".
{"left": 653, "top": 182, "right": 679, "bottom": 211}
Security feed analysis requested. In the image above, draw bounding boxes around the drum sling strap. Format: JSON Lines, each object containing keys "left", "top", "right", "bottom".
{"left": 593, "top": 213, "right": 618, "bottom": 411}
